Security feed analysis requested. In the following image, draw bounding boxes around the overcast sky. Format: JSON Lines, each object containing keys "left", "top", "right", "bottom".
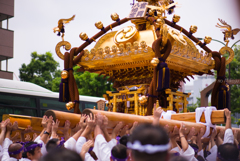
{"left": 2, "top": 0, "right": 240, "bottom": 85}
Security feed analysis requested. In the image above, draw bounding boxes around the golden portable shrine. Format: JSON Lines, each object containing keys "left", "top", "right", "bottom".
{"left": 55, "top": 0, "right": 235, "bottom": 116}
{"left": 2, "top": 0, "right": 240, "bottom": 138}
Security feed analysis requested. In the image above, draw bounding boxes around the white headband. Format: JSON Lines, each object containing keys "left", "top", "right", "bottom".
{"left": 127, "top": 141, "right": 170, "bottom": 154}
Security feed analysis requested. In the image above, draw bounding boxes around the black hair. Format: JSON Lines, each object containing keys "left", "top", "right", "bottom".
{"left": 189, "top": 143, "right": 199, "bottom": 156}
{"left": 22, "top": 141, "right": 38, "bottom": 158}
{"left": 119, "top": 135, "right": 129, "bottom": 146}
{"left": 218, "top": 143, "right": 239, "bottom": 161}
{"left": 40, "top": 148, "right": 83, "bottom": 161}
{"left": 129, "top": 123, "right": 169, "bottom": 161}
{"left": 46, "top": 138, "right": 59, "bottom": 152}
{"left": 111, "top": 144, "right": 127, "bottom": 159}
{"left": 169, "top": 156, "right": 188, "bottom": 161}
{"left": 196, "top": 155, "right": 205, "bottom": 161}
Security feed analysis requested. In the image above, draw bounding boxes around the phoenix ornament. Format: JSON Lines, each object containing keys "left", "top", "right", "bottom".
{"left": 216, "top": 18, "right": 240, "bottom": 46}
{"left": 53, "top": 15, "right": 75, "bottom": 41}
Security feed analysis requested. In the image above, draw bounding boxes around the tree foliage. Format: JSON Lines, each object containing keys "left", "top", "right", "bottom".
{"left": 52, "top": 66, "right": 115, "bottom": 97}
{"left": 187, "top": 97, "right": 201, "bottom": 112}
{"left": 19, "top": 52, "right": 60, "bottom": 90}
{"left": 226, "top": 45, "right": 240, "bottom": 113}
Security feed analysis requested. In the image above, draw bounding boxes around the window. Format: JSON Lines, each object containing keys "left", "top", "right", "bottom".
{"left": 0, "top": 93, "right": 36, "bottom": 108}
{"left": 39, "top": 98, "right": 67, "bottom": 111}
{"left": 13, "top": 108, "right": 37, "bottom": 117}
{"left": 0, "top": 106, "right": 13, "bottom": 121}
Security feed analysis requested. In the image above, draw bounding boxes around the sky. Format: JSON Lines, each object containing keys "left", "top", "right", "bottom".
{"left": 1, "top": 0, "right": 240, "bottom": 85}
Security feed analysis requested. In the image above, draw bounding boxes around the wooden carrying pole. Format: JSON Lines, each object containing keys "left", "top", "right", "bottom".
{"left": 1, "top": 109, "right": 234, "bottom": 137}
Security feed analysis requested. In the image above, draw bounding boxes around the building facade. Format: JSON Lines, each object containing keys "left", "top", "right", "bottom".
{"left": 184, "top": 75, "right": 216, "bottom": 106}
{"left": 0, "top": 0, "right": 14, "bottom": 79}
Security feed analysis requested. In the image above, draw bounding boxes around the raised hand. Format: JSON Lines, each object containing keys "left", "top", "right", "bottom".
{"left": 120, "top": 125, "right": 129, "bottom": 137}
{"left": 197, "top": 128, "right": 205, "bottom": 139}
{"left": 112, "top": 122, "right": 123, "bottom": 139}
{"left": 32, "top": 133, "right": 38, "bottom": 141}
{"left": 87, "top": 113, "right": 96, "bottom": 129}
{"left": 12, "top": 121, "right": 18, "bottom": 131}
{"left": 1, "top": 119, "right": 10, "bottom": 132}
{"left": 234, "top": 130, "right": 238, "bottom": 140}
{"left": 41, "top": 115, "right": 48, "bottom": 128}
{"left": 187, "top": 127, "right": 196, "bottom": 141}
{"left": 79, "top": 114, "right": 87, "bottom": 129}
{"left": 153, "top": 104, "right": 163, "bottom": 119}
{"left": 6, "top": 122, "right": 13, "bottom": 132}
{"left": 52, "top": 119, "right": 60, "bottom": 133}
{"left": 96, "top": 113, "right": 103, "bottom": 127}
{"left": 25, "top": 134, "right": 32, "bottom": 142}
{"left": 129, "top": 121, "right": 138, "bottom": 135}
{"left": 71, "top": 122, "right": 81, "bottom": 135}
{"left": 179, "top": 122, "right": 187, "bottom": 136}
{"left": 11, "top": 132, "right": 20, "bottom": 141}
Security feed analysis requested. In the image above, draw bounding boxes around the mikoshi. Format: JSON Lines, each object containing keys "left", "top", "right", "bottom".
{"left": 3, "top": 0, "right": 240, "bottom": 138}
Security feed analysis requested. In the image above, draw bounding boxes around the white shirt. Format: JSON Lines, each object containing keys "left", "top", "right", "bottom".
{"left": 2, "top": 138, "right": 13, "bottom": 161}
{"left": 206, "top": 145, "right": 217, "bottom": 161}
{"left": 197, "top": 149, "right": 204, "bottom": 159}
{"left": 0, "top": 145, "right": 3, "bottom": 161}
{"left": 6, "top": 157, "right": 19, "bottom": 161}
{"left": 64, "top": 137, "right": 77, "bottom": 151}
{"left": 107, "top": 139, "right": 117, "bottom": 150}
{"left": 179, "top": 145, "right": 197, "bottom": 161}
{"left": 93, "top": 134, "right": 111, "bottom": 161}
{"left": 171, "top": 146, "right": 180, "bottom": 153}
{"left": 20, "top": 158, "right": 31, "bottom": 161}
{"left": 35, "top": 138, "right": 47, "bottom": 156}
{"left": 223, "top": 128, "right": 234, "bottom": 144}
{"left": 76, "top": 137, "right": 95, "bottom": 161}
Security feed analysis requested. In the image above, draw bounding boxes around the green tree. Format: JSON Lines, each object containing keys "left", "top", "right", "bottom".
{"left": 52, "top": 66, "right": 115, "bottom": 97}
{"left": 19, "top": 52, "right": 60, "bottom": 90}
{"left": 226, "top": 45, "right": 240, "bottom": 113}
{"left": 187, "top": 97, "right": 201, "bottom": 112}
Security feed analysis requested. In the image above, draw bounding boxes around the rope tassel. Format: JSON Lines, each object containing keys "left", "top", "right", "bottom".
{"left": 59, "top": 79, "right": 69, "bottom": 102}
{"left": 217, "top": 85, "right": 229, "bottom": 110}
{"left": 156, "top": 61, "right": 170, "bottom": 92}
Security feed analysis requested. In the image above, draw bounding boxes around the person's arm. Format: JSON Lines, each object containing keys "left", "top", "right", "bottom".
{"left": 216, "top": 129, "right": 224, "bottom": 146}
{"left": 187, "top": 127, "right": 196, "bottom": 143}
{"left": 80, "top": 140, "right": 94, "bottom": 160}
{"left": 179, "top": 122, "right": 188, "bottom": 152}
{"left": 51, "top": 119, "right": 60, "bottom": 139}
{"left": 40, "top": 116, "right": 52, "bottom": 144}
{"left": 101, "top": 116, "right": 111, "bottom": 142}
{"left": 112, "top": 122, "right": 123, "bottom": 139}
{"left": 234, "top": 130, "right": 239, "bottom": 147}
{"left": 59, "top": 120, "right": 71, "bottom": 140}
{"left": 129, "top": 121, "right": 138, "bottom": 135}
{"left": 0, "top": 119, "right": 9, "bottom": 146}
{"left": 224, "top": 108, "right": 231, "bottom": 130}
{"left": 170, "top": 126, "right": 180, "bottom": 150}
{"left": 72, "top": 115, "right": 87, "bottom": 141}
{"left": 82, "top": 113, "right": 96, "bottom": 139}
{"left": 152, "top": 104, "right": 163, "bottom": 126}
{"left": 197, "top": 128, "right": 204, "bottom": 152}
{"left": 210, "top": 129, "right": 217, "bottom": 149}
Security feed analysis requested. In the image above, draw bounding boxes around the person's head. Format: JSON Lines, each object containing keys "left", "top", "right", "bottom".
{"left": 40, "top": 148, "right": 83, "bottom": 161}
{"left": 128, "top": 124, "right": 169, "bottom": 161}
{"left": 22, "top": 141, "right": 42, "bottom": 160}
{"left": 110, "top": 144, "right": 128, "bottom": 161}
{"left": 46, "top": 138, "right": 60, "bottom": 152}
{"left": 119, "top": 135, "right": 129, "bottom": 146}
{"left": 8, "top": 143, "right": 24, "bottom": 159}
{"left": 189, "top": 143, "right": 199, "bottom": 156}
{"left": 217, "top": 143, "right": 239, "bottom": 161}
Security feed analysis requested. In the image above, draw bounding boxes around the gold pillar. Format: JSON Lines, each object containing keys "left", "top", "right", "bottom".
{"left": 134, "top": 93, "right": 138, "bottom": 115}
{"left": 113, "top": 95, "right": 117, "bottom": 112}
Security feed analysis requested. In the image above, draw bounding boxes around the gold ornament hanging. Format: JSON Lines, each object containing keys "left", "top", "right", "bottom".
{"left": 79, "top": 32, "right": 88, "bottom": 41}
{"left": 190, "top": 25, "right": 198, "bottom": 33}
{"left": 66, "top": 102, "right": 75, "bottom": 111}
{"left": 61, "top": 70, "right": 68, "bottom": 79}
{"left": 95, "top": 21, "right": 104, "bottom": 29}
{"left": 151, "top": 57, "right": 159, "bottom": 66}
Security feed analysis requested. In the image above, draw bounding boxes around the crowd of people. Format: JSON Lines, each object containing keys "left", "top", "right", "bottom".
{"left": 0, "top": 105, "right": 239, "bottom": 161}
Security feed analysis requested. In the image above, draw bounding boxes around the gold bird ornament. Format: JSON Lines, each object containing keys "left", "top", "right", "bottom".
{"left": 53, "top": 15, "right": 75, "bottom": 41}
{"left": 216, "top": 18, "right": 240, "bottom": 46}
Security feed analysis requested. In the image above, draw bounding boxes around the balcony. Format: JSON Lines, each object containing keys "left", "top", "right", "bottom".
{"left": 0, "top": 0, "right": 14, "bottom": 21}
{"left": 0, "top": 28, "right": 13, "bottom": 60}
{"left": 0, "top": 70, "right": 13, "bottom": 80}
